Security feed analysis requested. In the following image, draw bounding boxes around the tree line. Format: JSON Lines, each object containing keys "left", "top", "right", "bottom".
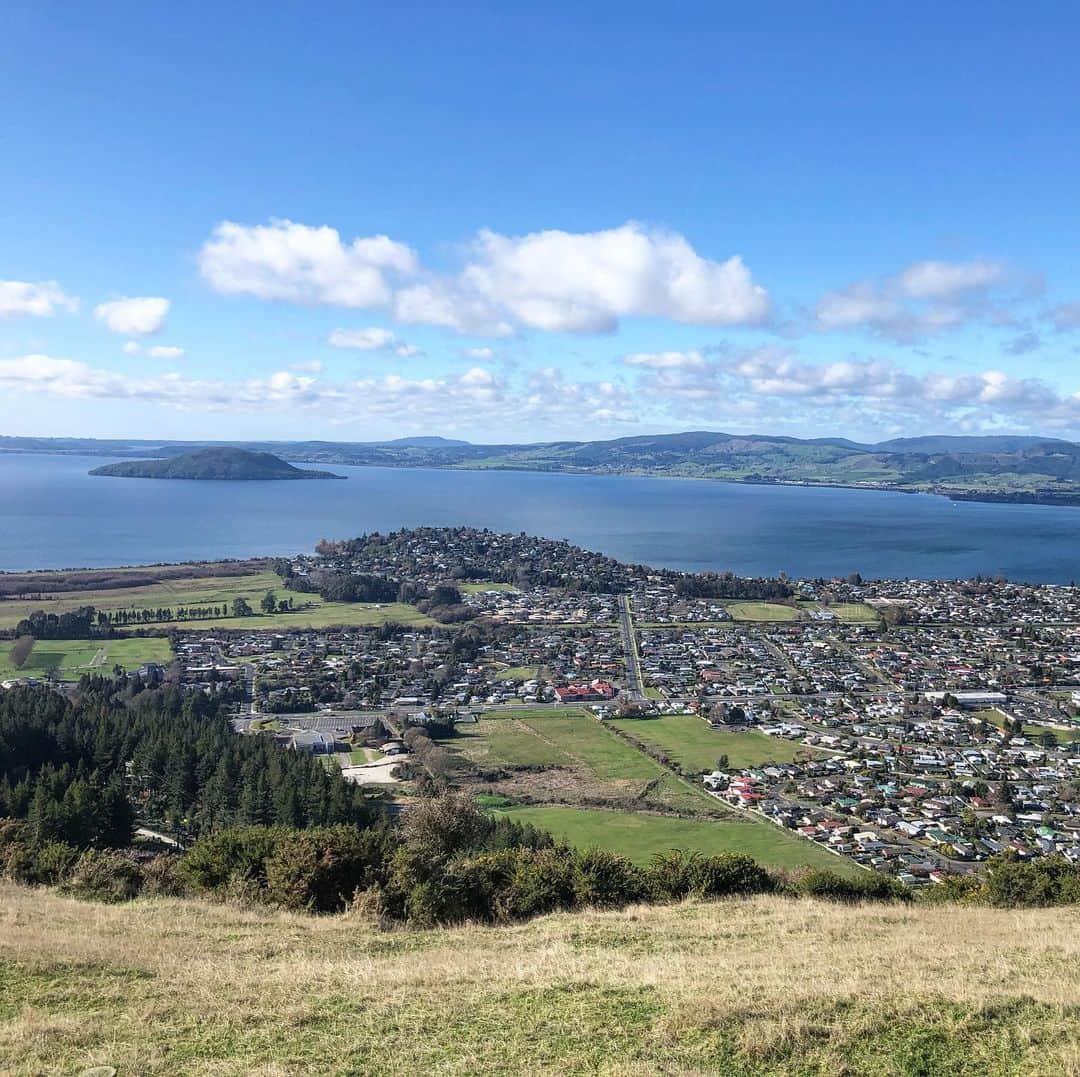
{"left": 0, "top": 678, "right": 370, "bottom": 850}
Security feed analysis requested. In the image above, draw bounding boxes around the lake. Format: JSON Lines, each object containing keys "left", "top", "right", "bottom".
{"left": 1, "top": 452, "right": 1078, "bottom": 582}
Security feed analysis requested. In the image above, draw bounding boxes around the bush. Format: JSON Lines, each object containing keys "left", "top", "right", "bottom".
{"left": 572, "top": 848, "right": 646, "bottom": 909}
{"left": 141, "top": 854, "right": 186, "bottom": 897}
{"left": 647, "top": 851, "right": 778, "bottom": 901}
{"left": 29, "top": 841, "right": 80, "bottom": 885}
{"left": 65, "top": 849, "right": 144, "bottom": 903}
{"left": 501, "top": 847, "right": 577, "bottom": 920}
{"left": 982, "top": 854, "right": 1080, "bottom": 908}
{"left": 178, "top": 826, "right": 288, "bottom": 895}
{"left": 793, "top": 868, "right": 908, "bottom": 903}
{"left": 919, "top": 874, "right": 984, "bottom": 905}
{"left": 264, "top": 826, "right": 394, "bottom": 912}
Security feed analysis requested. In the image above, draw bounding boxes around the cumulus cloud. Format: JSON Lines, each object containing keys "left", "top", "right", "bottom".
{"left": 328, "top": 327, "right": 422, "bottom": 357}
{"left": 461, "top": 346, "right": 495, "bottom": 361}
{"left": 0, "top": 280, "right": 78, "bottom": 318}
{"left": 198, "top": 218, "right": 767, "bottom": 336}
{"left": 94, "top": 296, "right": 170, "bottom": 336}
{"left": 816, "top": 258, "right": 1009, "bottom": 340}
{"left": 199, "top": 219, "right": 418, "bottom": 308}
{"left": 455, "top": 223, "right": 768, "bottom": 333}
{"left": 625, "top": 344, "right": 1080, "bottom": 433}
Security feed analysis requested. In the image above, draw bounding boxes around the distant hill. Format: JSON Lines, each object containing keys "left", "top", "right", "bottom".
{"left": 90, "top": 448, "right": 345, "bottom": 481}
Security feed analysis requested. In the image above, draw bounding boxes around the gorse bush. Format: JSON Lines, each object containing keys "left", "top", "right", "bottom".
{"left": 791, "top": 868, "right": 909, "bottom": 903}
{"left": 647, "top": 850, "right": 777, "bottom": 901}
{"left": 64, "top": 848, "right": 144, "bottom": 903}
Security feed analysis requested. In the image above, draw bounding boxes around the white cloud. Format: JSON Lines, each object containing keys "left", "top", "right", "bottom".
{"left": 328, "top": 327, "right": 422, "bottom": 357}
{"left": 0, "top": 280, "right": 78, "bottom": 318}
{"left": 147, "top": 345, "right": 185, "bottom": 360}
{"left": 456, "top": 223, "right": 768, "bottom": 333}
{"left": 461, "top": 346, "right": 495, "bottom": 361}
{"left": 94, "top": 296, "right": 169, "bottom": 335}
{"left": 122, "top": 341, "right": 141, "bottom": 355}
{"left": 897, "top": 259, "right": 1004, "bottom": 299}
{"left": 622, "top": 350, "right": 707, "bottom": 370}
{"left": 199, "top": 219, "right": 418, "bottom": 307}
{"left": 816, "top": 259, "right": 1009, "bottom": 340}
{"left": 199, "top": 218, "right": 767, "bottom": 336}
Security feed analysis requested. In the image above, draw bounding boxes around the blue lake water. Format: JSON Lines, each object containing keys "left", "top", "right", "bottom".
{"left": 0, "top": 452, "right": 1078, "bottom": 581}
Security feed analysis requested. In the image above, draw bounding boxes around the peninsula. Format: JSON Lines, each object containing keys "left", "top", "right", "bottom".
{"left": 89, "top": 447, "right": 345, "bottom": 481}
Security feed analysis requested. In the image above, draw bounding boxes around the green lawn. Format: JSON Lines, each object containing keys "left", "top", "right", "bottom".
{"left": 0, "top": 570, "right": 435, "bottom": 632}
{"left": 611, "top": 714, "right": 817, "bottom": 771}
{"left": 724, "top": 601, "right": 803, "bottom": 622}
{"left": 494, "top": 665, "right": 544, "bottom": 681}
{"left": 975, "top": 708, "right": 1080, "bottom": 745}
{"left": 490, "top": 804, "right": 863, "bottom": 874}
{"left": 0, "top": 636, "right": 172, "bottom": 680}
{"left": 459, "top": 581, "right": 520, "bottom": 594}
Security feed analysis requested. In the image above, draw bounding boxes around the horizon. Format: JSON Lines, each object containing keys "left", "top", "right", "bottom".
{"left": 4, "top": 4, "right": 1080, "bottom": 444}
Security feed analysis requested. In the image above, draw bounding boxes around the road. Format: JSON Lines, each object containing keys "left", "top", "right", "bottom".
{"left": 618, "top": 594, "right": 646, "bottom": 700}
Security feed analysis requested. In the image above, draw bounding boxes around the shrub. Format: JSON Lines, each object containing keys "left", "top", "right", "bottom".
{"left": 919, "top": 874, "right": 984, "bottom": 905}
{"left": 501, "top": 847, "right": 577, "bottom": 920}
{"left": 264, "top": 826, "right": 394, "bottom": 912}
{"left": 141, "top": 854, "right": 186, "bottom": 897}
{"left": 29, "top": 841, "right": 80, "bottom": 885}
{"left": 178, "top": 826, "right": 287, "bottom": 895}
{"left": 647, "top": 851, "right": 777, "bottom": 902}
{"left": 793, "top": 868, "right": 908, "bottom": 903}
{"left": 65, "top": 849, "right": 144, "bottom": 903}
{"left": 982, "top": 854, "right": 1080, "bottom": 908}
{"left": 572, "top": 848, "right": 646, "bottom": 909}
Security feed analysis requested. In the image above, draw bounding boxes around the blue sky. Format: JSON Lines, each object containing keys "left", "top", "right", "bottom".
{"left": 3, "top": 1, "right": 1080, "bottom": 443}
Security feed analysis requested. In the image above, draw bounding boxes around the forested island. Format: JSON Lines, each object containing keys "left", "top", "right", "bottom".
{"left": 89, "top": 447, "right": 344, "bottom": 481}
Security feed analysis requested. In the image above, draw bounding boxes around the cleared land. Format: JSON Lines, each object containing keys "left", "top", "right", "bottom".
{"left": 611, "top": 714, "right": 818, "bottom": 771}
{"left": 724, "top": 601, "right": 803, "bottom": 622}
{"left": 0, "top": 569, "right": 434, "bottom": 631}
{"left": 0, "top": 636, "right": 172, "bottom": 680}
{"left": 491, "top": 803, "right": 860, "bottom": 874}
{"left": 455, "top": 712, "right": 723, "bottom": 817}
{"left": 8, "top": 882, "right": 1076, "bottom": 1075}
{"left": 977, "top": 708, "right": 1080, "bottom": 745}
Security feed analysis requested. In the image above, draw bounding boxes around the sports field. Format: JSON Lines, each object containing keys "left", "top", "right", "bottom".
{"left": 724, "top": 601, "right": 803, "bottom": 621}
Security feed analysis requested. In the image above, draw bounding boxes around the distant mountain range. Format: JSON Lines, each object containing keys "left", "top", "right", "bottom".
{"left": 6, "top": 431, "right": 1080, "bottom": 505}
{"left": 89, "top": 448, "right": 345, "bottom": 481}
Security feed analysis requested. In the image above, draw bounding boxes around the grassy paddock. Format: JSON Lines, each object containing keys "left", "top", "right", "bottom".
{"left": 490, "top": 803, "right": 861, "bottom": 874}
{"left": 0, "top": 570, "right": 435, "bottom": 632}
{"left": 0, "top": 636, "right": 172, "bottom": 680}
{"left": 2, "top": 881, "right": 1078, "bottom": 1075}
{"left": 611, "top": 714, "right": 817, "bottom": 771}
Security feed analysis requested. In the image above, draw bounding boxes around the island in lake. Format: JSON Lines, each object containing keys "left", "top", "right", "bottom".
{"left": 89, "top": 447, "right": 345, "bottom": 481}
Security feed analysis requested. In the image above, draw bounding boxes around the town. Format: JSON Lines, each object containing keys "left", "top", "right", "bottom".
{"left": 8, "top": 527, "right": 1074, "bottom": 887}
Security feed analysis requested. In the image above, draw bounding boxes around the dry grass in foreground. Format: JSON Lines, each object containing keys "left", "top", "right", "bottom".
{"left": 1, "top": 880, "right": 1079, "bottom": 1075}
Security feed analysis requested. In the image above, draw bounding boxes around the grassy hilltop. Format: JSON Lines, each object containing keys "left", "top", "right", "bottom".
{"left": 2, "top": 881, "right": 1078, "bottom": 1076}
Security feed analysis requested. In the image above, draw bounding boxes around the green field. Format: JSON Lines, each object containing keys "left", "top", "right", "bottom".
{"left": 493, "top": 665, "right": 544, "bottom": 681}
{"left": 826, "top": 602, "right": 881, "bottom": 623}
{"left": 976, "top": 709, "right": 1080, "bottom": 745}
{"left": 459, "top": 581, "right": 520, "bottom": 594}
{"left": 724, "top": 601, "right": 803, "bottom": 621}
{"left": 0, "top": 570, "right": 435, "bottom": 632}
{"left": 490, "top": 804, "right": 862, "bottom": 873}
{"left": 0, "top": 636, "right": 172, "bottom": 680}
{"left": 611, "top": 714, "right": 816, "bottom": 771}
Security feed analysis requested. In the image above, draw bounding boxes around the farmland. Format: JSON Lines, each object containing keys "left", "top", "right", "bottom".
{"left": 0, "top": 568, "right": 435, "bottom": 631}
{"left": 0, "top": 636, "right": 172, "bottom": 680}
